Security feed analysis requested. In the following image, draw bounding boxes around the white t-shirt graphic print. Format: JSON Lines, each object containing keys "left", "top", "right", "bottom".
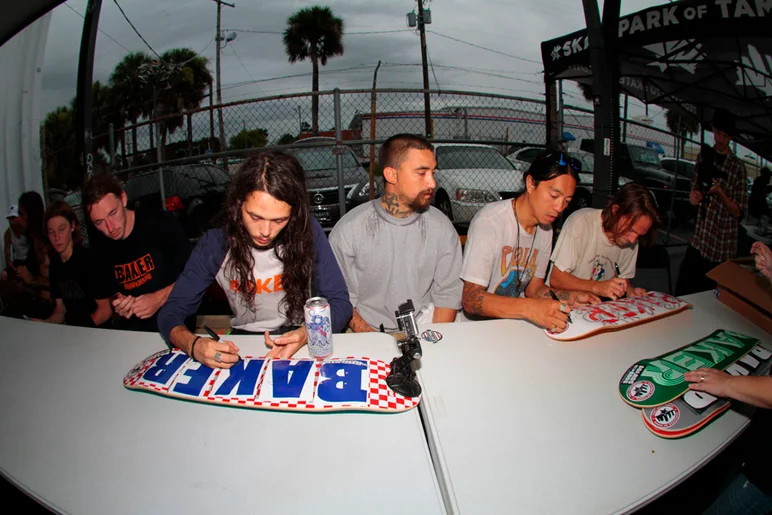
{"left": 461, "top": 199, "right": 552, "bottom": 299}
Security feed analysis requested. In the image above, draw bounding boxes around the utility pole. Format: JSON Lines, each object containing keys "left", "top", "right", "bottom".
{"left": 369, "top": 61, "right": 382, "bottom": 200}
{"left": 74, "top": 0, "right": 104, "bottom": 181}
{"left": 213, "top": 0, "right": 235, "bottom": 170}
{"left": 415, "top": 1, "right": 432, "bottom": 138}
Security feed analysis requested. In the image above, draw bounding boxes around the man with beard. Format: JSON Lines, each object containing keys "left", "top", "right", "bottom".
{"left": 549, "top": 183, "right": 659, "bottom": 300}
{"left": 329, "top": 134, "right": 463, "bottom": 332}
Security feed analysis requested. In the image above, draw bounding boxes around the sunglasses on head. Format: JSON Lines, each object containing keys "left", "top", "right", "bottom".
{"left": 544, "top": 151, "right": 581, "bottom": 173}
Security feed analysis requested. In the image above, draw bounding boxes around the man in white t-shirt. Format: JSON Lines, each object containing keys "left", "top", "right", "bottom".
{"left": 461, "top": 150, "right": 599, "bottom": 333}
{"left": 550, "top": 183, "right": 659, "bottom": 300}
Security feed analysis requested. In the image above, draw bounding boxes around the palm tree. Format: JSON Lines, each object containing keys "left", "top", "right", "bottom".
{"left": 576, "top": 82, "right": 594, "bottom": 102}
{"left": 666, "top": 109, "right": 699, "bottom": 156}
{"left": 283, "top": 6, "right": 344, "bottom": 135}
{"left": 109, "top": 52, "right": 154, "bottom": 162}
{"left": 42, "top": 106, "right": 77, "bottom": 189}
{"left": 151, "top": 48, "right": 212, "bottom": 160}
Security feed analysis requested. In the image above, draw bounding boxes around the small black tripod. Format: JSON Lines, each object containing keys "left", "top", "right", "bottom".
{"left": 385, "top": 300, "right": 423, "bottom": 398}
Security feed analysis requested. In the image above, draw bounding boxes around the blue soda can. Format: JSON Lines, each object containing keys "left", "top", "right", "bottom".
{"left": 305, "top": 297, "right": 333, "bottom": 359}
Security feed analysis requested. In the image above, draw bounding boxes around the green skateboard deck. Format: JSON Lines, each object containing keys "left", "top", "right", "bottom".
{"left": 640, "top": 342, "right": 772, "bottom": 438}
{"left": 619, "top": 329, "right": 760, "bottom": 409}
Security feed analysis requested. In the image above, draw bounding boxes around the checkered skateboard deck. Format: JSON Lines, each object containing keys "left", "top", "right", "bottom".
{"left": 618, "top": 330, "right": 772, "bottom": 438}
{"left": 546, "top": 292, "right": 690, "bottom": 341}
{"left": 124, "top": 350, "right": 421, "bottom": 413}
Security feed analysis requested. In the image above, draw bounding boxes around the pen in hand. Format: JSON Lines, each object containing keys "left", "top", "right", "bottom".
{"left": 549, "top": 290, "right": 572, "bottom": 324}
{"left": 204, "top": 324, "right": 241, "bottom": 363}
{"left": 614, "top": 263, "right": 627, "bottom": 299}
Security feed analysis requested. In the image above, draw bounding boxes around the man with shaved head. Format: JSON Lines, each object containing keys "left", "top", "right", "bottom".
{"left": 329, "top": 133, "right": 463, "bottom": 332}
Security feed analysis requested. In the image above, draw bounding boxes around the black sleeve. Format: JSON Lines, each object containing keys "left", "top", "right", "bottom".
{"left": 49, "top": 257, "right": 61, "bottom": 300}
{"left": 158, "top": 212, "right": 193, "bottom": 280}
{"left": 82, "top": 247, "right": 111, "bottom": 300}
{"left": 91, "top": 240, "right": 119, "bottom": 298}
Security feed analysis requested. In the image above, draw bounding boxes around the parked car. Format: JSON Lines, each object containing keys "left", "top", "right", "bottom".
{"left": 579, "top": 140, "right": 688, "bottom": 211}
{"left": 433, "top": 143, "right": 523, "bottom": 222}
{"left": 563, "top": 149, "right": 633, "bottom": 214}
{"left": 506, "top": 146, "right": 545, "bottom": 171}
{"left": 286, "top": 138, "right": 380, "bottom": 229}
{"left": 125, "top": 163, "right": 230, "bottom": 238}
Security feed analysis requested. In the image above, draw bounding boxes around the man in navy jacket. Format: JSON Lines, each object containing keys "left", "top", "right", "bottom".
{"left": 158, "top": 152, "right": 352, "bottom": 368}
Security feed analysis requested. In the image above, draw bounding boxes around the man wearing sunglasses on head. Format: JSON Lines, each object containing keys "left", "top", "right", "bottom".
{"left": 549, "top": 183, "right": 660, "bottom": 300}
{"left": 461, "top": 150, "right": 599, "bottom": 334}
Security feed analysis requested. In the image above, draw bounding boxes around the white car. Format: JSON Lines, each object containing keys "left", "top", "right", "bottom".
{"left": 506, "top": 146, "right": 544, "bottom": 171}
{"left": 433, "top": 143, "right": 523, "bottom": 223}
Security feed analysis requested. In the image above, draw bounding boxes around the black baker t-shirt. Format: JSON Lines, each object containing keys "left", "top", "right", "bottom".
{"left": 49, "top": 245, "right": 110, "bottom": 327}
{"left": 95, "top": 209, "right": 192, "bottom": 332}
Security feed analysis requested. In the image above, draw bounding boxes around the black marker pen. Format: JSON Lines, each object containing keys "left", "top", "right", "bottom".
{"left": 204, "top": 325, "right": 241, "bottom": 362}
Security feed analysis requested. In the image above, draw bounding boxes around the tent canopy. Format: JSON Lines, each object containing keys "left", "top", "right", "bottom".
{"left": 541, "top": 0, "right": 772, "bottom": 160}
{"left": 1, "top": 0, "right": 64, "bottom": 47}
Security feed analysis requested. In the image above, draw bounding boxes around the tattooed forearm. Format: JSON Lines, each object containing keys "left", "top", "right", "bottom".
{"left": 462, "top": 282, "right": 486, "bottom": 315}
{"left": 534, "top": 286, "right": 569, "bottom": 301}
{"left": 349, "top": 308, "right": 376, "bottom": 333}
{"left": 380, "top": 193, "right": 412, "bottom": 218}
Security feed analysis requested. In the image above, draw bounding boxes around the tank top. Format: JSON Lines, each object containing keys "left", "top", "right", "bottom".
{"left": 10, "top": 230, "right": 31, "bottom": 262}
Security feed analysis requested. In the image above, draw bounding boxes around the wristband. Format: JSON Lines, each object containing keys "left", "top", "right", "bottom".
{"left": 190, "top": 336, "right": 201, "bottom": 361}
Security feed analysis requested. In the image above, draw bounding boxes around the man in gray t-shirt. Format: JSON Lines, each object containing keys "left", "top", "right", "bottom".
{"left": 329, "top": 134, "right": 463, "bottom": 332}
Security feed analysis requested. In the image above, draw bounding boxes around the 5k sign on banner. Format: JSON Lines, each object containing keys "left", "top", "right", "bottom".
{"left": 123, "top": 350, "right": 420, "bottom": 413}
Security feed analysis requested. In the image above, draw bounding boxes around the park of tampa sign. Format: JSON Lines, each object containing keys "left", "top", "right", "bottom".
{"left": 542, "top": 0, "right": 772, "bottom": 160}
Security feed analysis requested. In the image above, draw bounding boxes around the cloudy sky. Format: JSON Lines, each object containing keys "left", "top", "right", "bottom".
{"left": 41, "top": 0, "right": 670, "bottom": 123}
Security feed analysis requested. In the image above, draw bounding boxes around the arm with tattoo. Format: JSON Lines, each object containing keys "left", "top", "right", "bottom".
{"left": 462, "top": 280, "right": 531, "bottom": 319}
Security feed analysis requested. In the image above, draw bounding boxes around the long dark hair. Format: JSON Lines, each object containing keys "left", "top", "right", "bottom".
{"left": 44, "top": 201, "right": 84, "bottom": 257}
{"left": 18, "top": 191, "right": 45, "bottom": 241}
{"left": 223, "top": 151, "right": 313, "bottom": 325}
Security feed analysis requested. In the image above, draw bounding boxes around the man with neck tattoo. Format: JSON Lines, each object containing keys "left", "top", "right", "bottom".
{"left": 460, "top": 150, "right": 599, "bottom": 333}
{"left": 329, "top": 134, "right": 463, "bottom": 332}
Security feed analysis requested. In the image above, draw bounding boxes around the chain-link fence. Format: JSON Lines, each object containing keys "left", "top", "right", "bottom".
{"left": 48, "top": 88, "right": 768, "bottom": 243}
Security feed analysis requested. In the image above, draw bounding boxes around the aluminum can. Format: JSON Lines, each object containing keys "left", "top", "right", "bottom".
{"left": 305, "top": 297, "right": 333, "bottom": 359}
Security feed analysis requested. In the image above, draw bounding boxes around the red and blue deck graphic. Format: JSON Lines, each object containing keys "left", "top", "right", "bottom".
{"left": 124, "top": 350, "right": 420, "bottom": 413}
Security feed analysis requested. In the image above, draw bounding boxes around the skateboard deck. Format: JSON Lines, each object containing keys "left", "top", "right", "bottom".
{"left": 619, "top": 329, "right": 764, "bottom": 408}
{"left": 124, "top": 350, "right": 421, "bottom": 413}
{"left": 546, "top": 291, "right": 690, "bottom": 341}
{"left": 640, "top": 341, "right": 772, "bottom": 438}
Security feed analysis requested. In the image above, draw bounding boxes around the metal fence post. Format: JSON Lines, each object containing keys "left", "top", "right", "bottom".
{"left": 334, "top": 88, "right": 346, "bottom": 218}
{"left": 154, "top": 86, "right": 166, "bottom": 211}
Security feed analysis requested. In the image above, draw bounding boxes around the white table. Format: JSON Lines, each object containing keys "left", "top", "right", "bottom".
{"left": 416, "top": 291, "right": 770, "bottom": 515}
{"left": 0, "top": 319, "right": 446, "bottom": 515}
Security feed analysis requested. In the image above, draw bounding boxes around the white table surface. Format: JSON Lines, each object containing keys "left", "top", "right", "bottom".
{"left": 415, "top": 291, "right": 770, "bottom": 515}
{"left": 0, "top": 318, "right": 446, "bottom": 515}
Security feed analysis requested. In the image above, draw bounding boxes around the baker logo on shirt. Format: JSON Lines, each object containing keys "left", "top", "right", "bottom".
{"left": 230, "top": 274, "right": 283, "bottom": 294}
{"left": 115, "top": 254, "right": 155, "bottom": 290}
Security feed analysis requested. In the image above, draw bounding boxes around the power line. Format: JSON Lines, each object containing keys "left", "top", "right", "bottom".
{"left": 426, "top": 30, "right": 542, "bottom": 66}
{"left": 112, "top": 0, "right": 162, "bottom": 60}
{"left": 427, "top": 47, "right": 441, "bottom": 93}
{"left": 219, "top": 64, "right": 376, "bottom": 92}
{"left": 63, "top": 3, "right": 131, "bottom": 53}
{"left": 226, "top": 28, "right": 409, "bottom": 36}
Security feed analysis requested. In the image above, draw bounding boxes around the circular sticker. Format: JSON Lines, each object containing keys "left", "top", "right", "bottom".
{"left": 421, "top": 329, "right": 443, "bottom": 343}
{"left": 650, "top": 403, "right": 680, "bottom": 429}
{"left": 626, "top": 381, "right": 655, "bottom": 402}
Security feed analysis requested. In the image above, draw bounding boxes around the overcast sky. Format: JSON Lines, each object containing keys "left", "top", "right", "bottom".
{"left": 41, "top": 0, "right": 669, "bottom": 125}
